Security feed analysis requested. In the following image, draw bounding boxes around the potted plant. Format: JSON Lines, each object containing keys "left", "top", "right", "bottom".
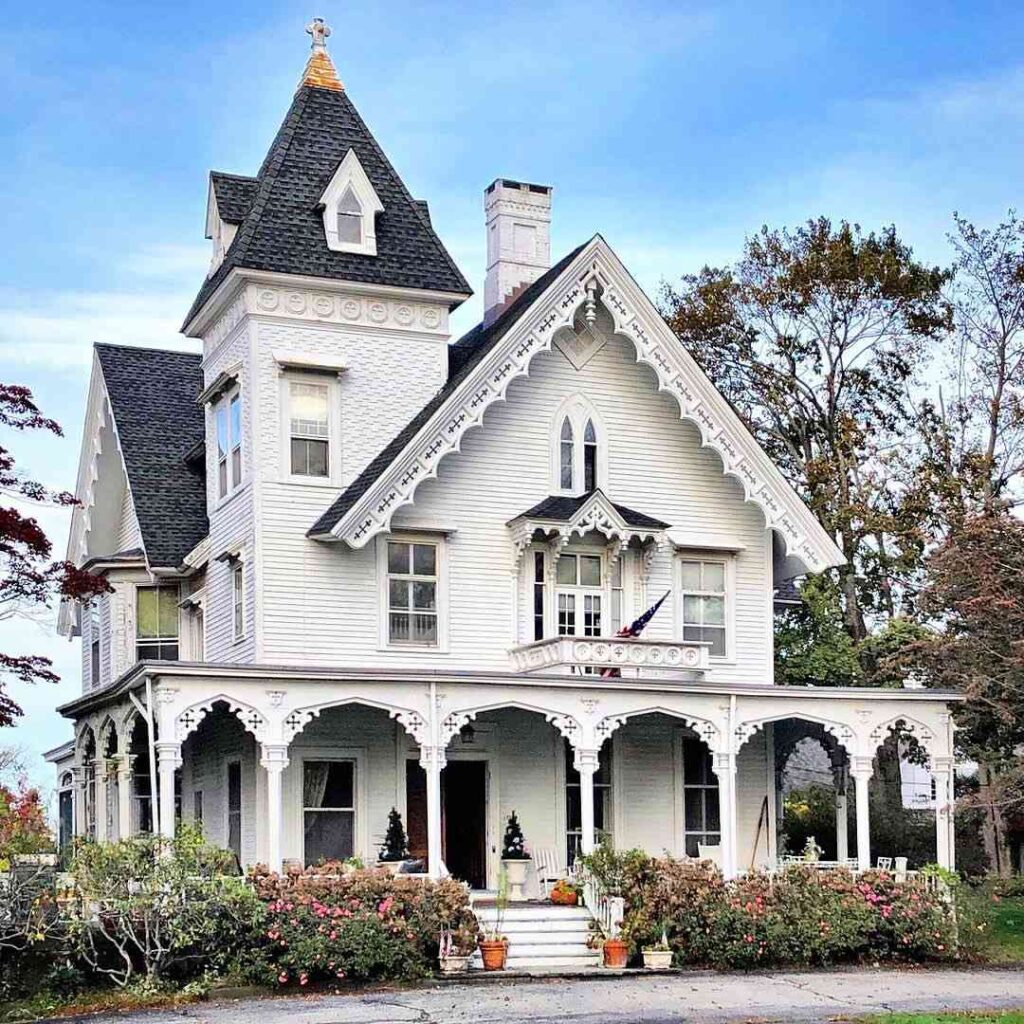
{"left": 601, "top": 932, "right": 629, "bottom": 969}
{"left": 500, "top": 810, "right": 531, "bottom": 901}
{"left": 642, "top": 926, "right": 672, "bottom": 969}
{"left": 550, "top": 878, "right": 579, "bottom": 906}
{"left": 438, "top": 927, "right": 473, "bottom": 974}
{"left": 803, "top": 835, "right": 823, "bottom": 863}
{"left": 478, "top": 867, "right": 509, "bottom": 970}
{"left": 377, "top": 807, "right": 408, "bottom": 873}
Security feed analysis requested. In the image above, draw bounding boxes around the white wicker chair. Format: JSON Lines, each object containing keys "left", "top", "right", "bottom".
{"left": 534, "top": 847, "right": 564, "bottom": 897}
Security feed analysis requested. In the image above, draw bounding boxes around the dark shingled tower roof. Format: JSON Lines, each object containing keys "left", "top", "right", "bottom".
{"left": 183, "top": 49, "right": 470, "bottom": 330}
{"left": 95, "top": 345, "right": 208, "bottom": 568}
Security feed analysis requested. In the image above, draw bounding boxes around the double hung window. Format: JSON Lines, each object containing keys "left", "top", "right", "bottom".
{"left": 136, "top": 586, "right": 179, "bottom": 661}
{"left": 387, "top": 541, "right": 439, "bottom": 646}
{"left": 303, "top": 760, "right": 355, "bottom": 865}
{"left": 288, "top": 379, "right": 330, "bottom": 478}
{"left": 216, "top": 391, "right": 242, "bottom": 498}
{"left": 680, "top": 559, "right": 728, "bottom": 657}
{"left": 681, "top": 737, "right": 720, "bottom": 856}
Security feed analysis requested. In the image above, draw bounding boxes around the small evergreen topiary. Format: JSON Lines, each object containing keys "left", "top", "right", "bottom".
{"left": 500, "top": 810, "right": 529, "bottom": 860}
{"left": 379, "top": 807, "right": 409, "bottom": 862}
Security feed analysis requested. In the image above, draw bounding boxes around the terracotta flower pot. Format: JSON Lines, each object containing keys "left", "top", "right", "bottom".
{"left": 550, "top": 886, "right": 578, "bottom": 906}
{"left": 602, "top": 937, "right": 629, "bottom": 969}
{"left": 479, "top": 939, "right": 508, "bottom": 971}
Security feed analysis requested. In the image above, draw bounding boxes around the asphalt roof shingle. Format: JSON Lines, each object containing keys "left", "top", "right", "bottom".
{"left": 308, "top": 242, "right": 588, "bottom": 537}
{"left": 95, "top": 345, "right": 208, "bottom": 568}
{"left": 184, "top": 84, "right": 470, "bottom": 330}
{"left": 515, "top": 492, "right": 670, "bottom": 531}
{"left": 210, "top": 171, "right": 258, "bottom": 224}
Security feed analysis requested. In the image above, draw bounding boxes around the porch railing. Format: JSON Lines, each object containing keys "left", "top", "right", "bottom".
{"left": 509, "top": 636, "right": 710, "bottom": 676}
{"left": 580, "top": 875, "right": 625, "bottom": 939}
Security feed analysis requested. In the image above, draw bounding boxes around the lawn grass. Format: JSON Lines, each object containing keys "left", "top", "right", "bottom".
{"left": 986, "top": 896, "right": 1024, "bottom": 962}
{"left": 0, "top": 986, "right": 201, "bottom": 1023}
{"left": 857, "top": 1014, "right": 1024, "bottom": 1024}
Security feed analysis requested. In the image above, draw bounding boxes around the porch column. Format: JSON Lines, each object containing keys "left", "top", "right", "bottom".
{"left": 574, "top": 748, "right": 600, "bottom": 856}
{"left": 421, "top": 745, "right": 445, "bottom": 879}
{"left": 116, "top": 755, "right": 134, "bottom": 840}
{"left": 71, "top": 765, "right": 87, "bottom": 838}
{"left": 260, "top": 743, "right": 290, "bottom": 874}
{"left": 833, "top": 761, "right": 849, "bottom": 864}
{"left": 155, "top": 741, "right": 181, "bottom": 840}
{"left": 933, "top": 757, "right": 954, "bottom": 870}
{"left": 713, "top": 751, "right": 737, "bottom": 879}
{"left": 851, "top": 756, "right": 873, "bottom": 871}
{"left": 94, "top": 759, "right": 108, "bottom": 842}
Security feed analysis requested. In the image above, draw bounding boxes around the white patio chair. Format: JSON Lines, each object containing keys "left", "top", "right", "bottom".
{"left": 876, "top": 856, "right": 893, "bottom": 871}
{"left": 534, "top": 847, "right": 563, "bottom": 897}
{"left": 697, "top": 843, "right": 722, "bottom": 869}
{"left": 894, "top": 856, "right": 908, "bottom": 882}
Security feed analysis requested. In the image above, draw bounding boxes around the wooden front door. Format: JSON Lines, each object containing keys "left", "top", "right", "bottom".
{"left": 442, "top": 761, "right": 487, "bottom": 890}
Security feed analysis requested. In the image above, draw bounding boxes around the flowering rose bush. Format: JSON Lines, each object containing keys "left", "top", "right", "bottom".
{"left": 250, "top": 864, "right": 477, "bottom": 985}
{"left": 615, "top": 854, "right": 957, "bottom": 968}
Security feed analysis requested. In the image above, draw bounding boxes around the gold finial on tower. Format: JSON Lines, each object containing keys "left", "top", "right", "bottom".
{"left": 300, "top": 17, "right": 343, "bottom": 92}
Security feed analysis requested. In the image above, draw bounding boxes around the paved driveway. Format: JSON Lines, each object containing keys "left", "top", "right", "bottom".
{"left": 51, "top": 967, "right": 1024, "bottom": 1024}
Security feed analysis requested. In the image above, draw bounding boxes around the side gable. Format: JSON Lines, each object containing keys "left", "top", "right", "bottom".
{"left": 310, "top": 236, "right": 844, "bottom": 575}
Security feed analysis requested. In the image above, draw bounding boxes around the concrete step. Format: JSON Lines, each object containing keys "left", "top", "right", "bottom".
{"left": 504, "top": 942, "right": 599, "bottom": 958}
{"left": 506, "top": 954, "right": 602, "bottom": 968}
{"left": 474, "top": 905, "right": 592, "bottom": 921}
{"left": 486, "top": 917, "right": 592, "bottom": 934}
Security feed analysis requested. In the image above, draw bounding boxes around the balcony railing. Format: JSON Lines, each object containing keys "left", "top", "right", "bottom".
{"left": 509, "top": 636, "right": 710, "bottom": 676}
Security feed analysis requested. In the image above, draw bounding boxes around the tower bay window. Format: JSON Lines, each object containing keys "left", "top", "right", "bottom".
{"left": 216, "top": 390, "right": 242, "bottom": 498}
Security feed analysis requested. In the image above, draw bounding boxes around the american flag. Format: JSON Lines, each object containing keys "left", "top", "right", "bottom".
{"left": 600, "top": 590, "right": 671, "bottom": 677}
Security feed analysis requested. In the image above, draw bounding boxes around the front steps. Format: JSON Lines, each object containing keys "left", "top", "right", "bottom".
{"left": 471, "top": 900, "right": 601, "bottom": 970}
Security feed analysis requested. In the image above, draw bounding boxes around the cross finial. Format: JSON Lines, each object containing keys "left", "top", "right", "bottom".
{"left": 307, "top": 17, "right": 331, "bottom": 52}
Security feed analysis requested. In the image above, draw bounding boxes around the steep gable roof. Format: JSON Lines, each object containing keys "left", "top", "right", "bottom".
{"left": 184, "top": 83, "right": 470, "bottom": 331}
{"left": 309, "top": 243, "right": 587, "bottom": 537}
{"left": 210, "top": 171, "right": 258, "bottom": 224}
{"left": 309, "top": 235, "right": 845, "bottom": 575}
{"left": 515, "top": 492, "right": 669, "bottom": 531}
{"left": 94, "top": 345, "right": 207, "bottom": 568}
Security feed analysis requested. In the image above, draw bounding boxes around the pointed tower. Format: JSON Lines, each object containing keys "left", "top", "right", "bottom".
{"left": 186, "top": 21, "right": 471, "bottom": 664}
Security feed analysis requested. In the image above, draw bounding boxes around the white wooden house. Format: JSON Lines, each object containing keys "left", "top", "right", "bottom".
{"left": 50, "top": 22, "right": 960, "bottom": 911}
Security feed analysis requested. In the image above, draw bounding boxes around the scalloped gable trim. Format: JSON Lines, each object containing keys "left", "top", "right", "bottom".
{"left": 317, "top": 236, "right": 844, "bottom": 574}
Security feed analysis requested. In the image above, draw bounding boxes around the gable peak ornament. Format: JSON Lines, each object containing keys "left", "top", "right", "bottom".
{"left": 299, "top": 17, "right": 343, "bottom": 92}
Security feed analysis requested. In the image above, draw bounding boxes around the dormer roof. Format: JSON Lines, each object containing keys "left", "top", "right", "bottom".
{"left": 209, "top": 172, "right": 257, "bottom": 226}
{"left": 184, "top": 48, "right": 470, "bottom": 332}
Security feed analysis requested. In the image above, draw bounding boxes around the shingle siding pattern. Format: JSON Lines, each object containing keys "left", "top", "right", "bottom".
{"left": 210, "top": 172, "right": 258, "bottom": 224}
{"left": 185, "top": 85, "right": 469, "bottom": 329}
{"left": 95, "top": 345, "right": 208, "bottom": 568}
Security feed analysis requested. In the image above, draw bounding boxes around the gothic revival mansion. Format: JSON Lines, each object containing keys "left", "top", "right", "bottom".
{"left": 49, "top": 23, "right": 959, "bottom": 906}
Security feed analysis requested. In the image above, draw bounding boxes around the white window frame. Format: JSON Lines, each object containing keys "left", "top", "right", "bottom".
{"left": 377, "top": 533, "right": 449, "bottom": 653}
{"left": 225, "top": 758, "right": 242, "bottom": 862}
{"left": 673, "top": 730, "right": 721, "bottom": 858}
{"left": 550, "top": 395, "right": 607, "bottom": 494}
{"left": 135, "top": 584, "right": 181, "bottom": 662}
{"left": 300, "top": 756, "right": 358, "bottom": 867}
{"left": 279, "top": 371, "right": 342, "bottom": 486}
{"left": 88, "top": 601, "right": 101, "bottom": 689}
{"left": 674, "top": 552, "right": 735, "bottom": 662}
{"left": 214, "top": 387, "right": 242, "bottom": 501}
{"left": 554, "top": 550, "right": 606, "bottom": 640}
{"left": 231, "top": 562, "right": 245, "bottom": 644}
{"left": 318, "top": 149, "right": 384, "bottom": 255}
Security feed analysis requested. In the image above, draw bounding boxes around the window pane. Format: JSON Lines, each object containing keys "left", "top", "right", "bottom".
{"left": 704, "top": 596, "right": 725, "bottom": 625}
{"left": 158, "top": 588, "right": 178, "bottom": 636}
{"left": 304, "top": 810, "right": 354, "bottom": 864}
{"left": 584, "top": 444, "right": 596, "bottom": 492}
{"left": 412, "top": 581, "right": 436, "bottom": 610}
{"left": 231, "top": 446, "right": 241, "bottom": 485}
{"left": 290, "top": 382, "right": 329, "bottom": 436}
{"left": 322, "top": 761, "right": 354, "bottom": 808}
{"left": 703, "top": 563, "right": 725, "bottom": 592}
{"left": 584, "top": 419, "right": 596, "bottom": 443}
{"left": 706, "top": 792, "right": 721, "bottom": 831}
{"left": 337, "top": 213, "right": 362, "bottom": 244}
{"left": 584, "top": 594, "right": 601, "bottom": 636}
{"left": 556, "top": 557, "right": 576, "bottom": 586}
{"left": 560, "top": 443, "right": 574, "bottom": 489}
{"left": 684, "top": 738, "right": 707, "bottom": 783}
{"left": 412, "top": 544, "right": 436, "bottom": 576}
{"left": 137, "top": 589, "right": 158, "bottom": 638}
{"left": 579, "top": 555, "right": 602, "bottom": 587}
{"left": 389, "top": 578, "right": 409, "bottom": 610}
{"left": 218, "top": 458, "right": 228, "bottom": 497}
{"left": 560, "top": 418, "right": 573, "bottom": 441}
{"left": 388, "top": 543, "right": 410, "bottom": 575}
{"left": 412, "top": 613, "right": 437, "bottom": 645}
{"left": 389, "top": 612, "right": 410, "bottom": 642}
{"left": 216, "top": 406, "right": 228, "bottom": 458}
{"left": 611, "top": 558, "right": 622, "bottom": 588}
{"left": 683, "top": 595, "right": 701, "bottom": 624}
{"left": 338, "top": 186, "right": 361, "bottom": 214}
{"left": 684, "top": 791, "right": 703, "bottom": 831}
{"left": 230, "top": 394, "right": 241, "bottom": 446}
{"left": 706, "top": 626, "right": 726, "bottom": 657}
{"left": 680, "top": 561, "right": 701, "bottom": 590}
{"left": 558, "top": 593, "right": 575, "bottom": 635}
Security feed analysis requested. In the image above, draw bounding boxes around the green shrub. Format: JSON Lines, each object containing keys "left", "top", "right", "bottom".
{"left": 66, "top": 826, "right": 264, "bottom": 989}
{"left": 250, "top": 864, "right": 477, "bottom": 986}
{"left": 613, "top": 854, "right": 958, "bottom": 968}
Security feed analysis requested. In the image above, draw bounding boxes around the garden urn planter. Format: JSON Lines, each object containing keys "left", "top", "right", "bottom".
{"left": 501, "top": 857, "right": 530, "bottom": 901}
{"left": 438, "top": 954, "right": 472, "bottom": 975}
{"left": 602, "top": 937, "right": 629, "bottom": 968}
{"left": 478, "top": 939, "right": 508, "bottom": 971}
{"left": 642, "top": 948, "right": 672, "bottom": 969}
{"left": 376, "top": 859, "right": 402, "bottom": 875}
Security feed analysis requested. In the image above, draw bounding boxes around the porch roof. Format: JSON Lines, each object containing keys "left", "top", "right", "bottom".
{"left": 511, "top": 491, "right": 669, "bottom": 532}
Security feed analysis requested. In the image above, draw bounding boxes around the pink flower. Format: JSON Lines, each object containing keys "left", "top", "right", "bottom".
{"left": 278, "top": 972, "right": 289, "bottom": 984}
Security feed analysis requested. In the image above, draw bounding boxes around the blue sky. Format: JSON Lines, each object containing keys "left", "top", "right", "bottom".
{"left": 1, "top": 0, "right": 1022, "bottom": 796}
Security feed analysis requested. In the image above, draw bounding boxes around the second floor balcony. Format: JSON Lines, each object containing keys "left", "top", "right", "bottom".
{"left": 509, "top": 635, "right": 710, "bottom": 677}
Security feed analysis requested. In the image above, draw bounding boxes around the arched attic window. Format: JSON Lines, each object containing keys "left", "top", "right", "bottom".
{"left": 336, "top": 185, "right": 363, "bottom": 245}
{"left": 583, "top": 419, "right": 597, "bottom": 492}
{"left": 560, "top": 418, "right": 574, "bottom": 490}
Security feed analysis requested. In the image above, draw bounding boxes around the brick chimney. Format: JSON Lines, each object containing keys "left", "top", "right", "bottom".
{"left": 484, "top": 179, "right": 552, "bottom": 324}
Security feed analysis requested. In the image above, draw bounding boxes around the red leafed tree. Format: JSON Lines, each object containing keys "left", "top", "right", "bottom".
{"left": 0, "top": 383, "right": 110, "bottom": 726}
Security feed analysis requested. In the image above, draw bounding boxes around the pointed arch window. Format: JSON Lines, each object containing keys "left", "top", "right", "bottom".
{"left": 336, "top": 186, "right": 363, "bottom": 246}
{"left": 559, "top": 419, "right": 574, "bottom": 490}
{"left": 583, "top": 419, "right": 597, "bottom": 492}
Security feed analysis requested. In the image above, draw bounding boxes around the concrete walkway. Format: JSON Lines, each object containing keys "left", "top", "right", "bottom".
{"left": 48, "top": 967, "right": 1024, "bottom": 1024}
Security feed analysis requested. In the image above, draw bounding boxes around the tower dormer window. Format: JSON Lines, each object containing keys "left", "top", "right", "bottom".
{"left": 319, "top": 149, "right": 384, "bottom": 255}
